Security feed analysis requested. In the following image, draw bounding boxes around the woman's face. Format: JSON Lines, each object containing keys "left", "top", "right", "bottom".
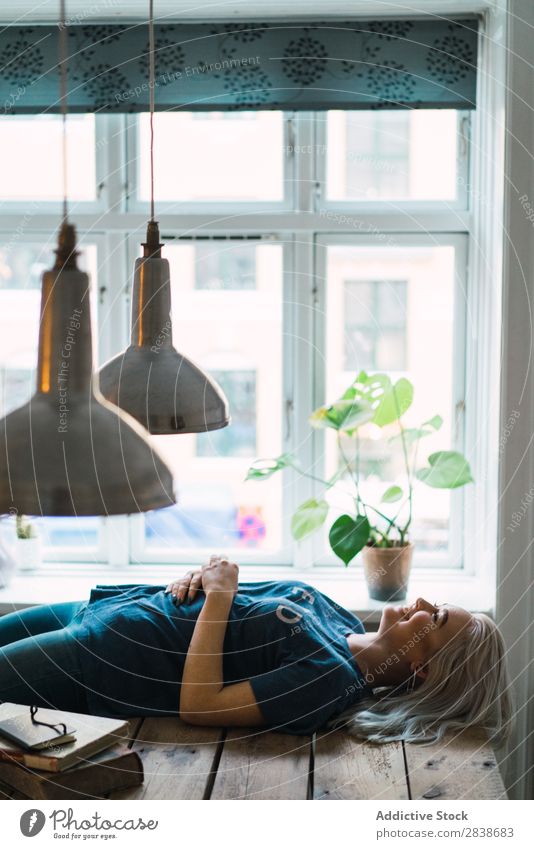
{"left": 377, "top": 597, "right": 474, "bottom": 663}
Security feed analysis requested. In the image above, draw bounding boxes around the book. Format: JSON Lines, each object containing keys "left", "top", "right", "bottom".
{"left": 0, "top": 703, "right": 129, "bottom": 773}
{"left": 0, "top": 745, "right": 143, "bottom": 800}
{"left": 0, "top": 709, "right": 76, "bottom": 750}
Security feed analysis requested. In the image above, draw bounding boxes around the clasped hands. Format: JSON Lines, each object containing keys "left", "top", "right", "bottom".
{"left": 164, "top": 554, "right": 239, "bottom": 605}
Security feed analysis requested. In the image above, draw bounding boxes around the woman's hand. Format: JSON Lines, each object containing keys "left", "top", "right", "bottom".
{"left": 165, "top": 569, "right": 203, "bottom": 605}
{"left": 201, "top": 555, "right": 239, "bottom": 599}
{"left": 165, "top": 555, "right": 238, "bottom": 605}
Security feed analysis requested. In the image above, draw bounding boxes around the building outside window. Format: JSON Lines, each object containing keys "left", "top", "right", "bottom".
{"left": 194, "top": 243, "right": 256, "bottom": 291}
{"left": 343, "top": 279, "right": 408, "bottom": 372}
{"left": 196, "top": 369, "right": 257, "bottom": 458}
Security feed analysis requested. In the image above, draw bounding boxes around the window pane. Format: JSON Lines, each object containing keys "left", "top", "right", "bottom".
{"left": 0, "top": 240, "right": 101, "bottom": 553}
{"left": 195, "top": 242, "right": 256, "bottom": 290}
{"left": 196, "top": 370, "right": 256, "bottom": 458}
{"left": 325, "top": 244, "right": 457, "bottom": 557}
{"left": 326, "top": 111, "right": 460, "bottom": 201}
{"left": 0, "top": 116, "right": 96, "bottom": 202}
{"left": 344, "top": 280, "right": 408, "bottom": 371}
{"left": 144, "top": 242, "right": 283, "bottom": 552}
{"left": 138, "top": 112, "right": 284, "bottom": 202}
{"left": 375, "top": 329, "right": 406, "bottom": 371}
{"left": 377, "top": 280, "right": 407, "bottom": 325}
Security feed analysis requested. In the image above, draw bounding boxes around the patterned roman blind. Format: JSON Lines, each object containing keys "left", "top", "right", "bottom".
{"left": 0, "top": 19, "right": 479, "bottom": 113}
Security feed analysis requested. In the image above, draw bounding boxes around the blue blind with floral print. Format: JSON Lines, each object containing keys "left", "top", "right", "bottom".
{"left": 0, "top": 19, "right": 478, "bottom": 114}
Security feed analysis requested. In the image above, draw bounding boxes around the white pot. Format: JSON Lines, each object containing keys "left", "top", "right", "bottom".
{"left": 15, "top": 537, "right": 42, "bottom": 573}
{"left": 0, "top": 536, "right": 17, "bottom": 588}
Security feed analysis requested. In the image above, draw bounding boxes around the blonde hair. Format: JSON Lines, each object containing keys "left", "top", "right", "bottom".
{"left": 330, "top": 613, "right": 514, "bottom": 747}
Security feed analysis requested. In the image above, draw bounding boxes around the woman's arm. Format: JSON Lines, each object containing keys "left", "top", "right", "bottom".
{"left": 179, "top": 556, "right": 265, "bottom": 728}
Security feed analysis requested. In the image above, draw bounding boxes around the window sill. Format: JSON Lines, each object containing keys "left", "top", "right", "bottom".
{"left": 0, "top": 562, "right": 494, "bottom": 624}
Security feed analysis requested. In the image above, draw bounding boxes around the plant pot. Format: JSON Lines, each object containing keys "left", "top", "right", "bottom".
{"left": 362, "top": 543, "right": 414, "bottom": 601}
{"left": 15, "top": 537, "right": 42, "bottom": 573}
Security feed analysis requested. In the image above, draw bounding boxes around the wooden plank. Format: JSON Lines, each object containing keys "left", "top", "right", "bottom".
{"left": 110, "top": 717, "right": 223, "bottom": 800}
{"left": 0, "top": 777, "right": 28, "bottom": 800}
{"left": 314, "top": 730, "right": 409, "bottom": 800}
{"left": 404, "top": 729, "right": 507, "bottom": 800}
{"left": 211, "top": 728, "right": 311, "bottom": 800}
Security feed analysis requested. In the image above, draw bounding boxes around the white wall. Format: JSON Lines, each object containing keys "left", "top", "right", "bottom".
{"left": 496, "top": 0, "right": 534, "bottom": 802}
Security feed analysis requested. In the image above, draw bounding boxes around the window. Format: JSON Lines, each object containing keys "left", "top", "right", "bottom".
{"left": 326, "top": 110, "right": 462, "bottom": 202}
{"left": 0, "top": 238, "right": 104, "bottom": 560}
{"left": 344, "top": 279, "right": 408, "bottom": 371}
{"left": 0, "top": 115, "right": 96, "bottom": 202}
{"left": 135, "top": 240, "right": 284, "bottom": 557}
{"left": 0, "top": 106, "right": 472, "bottom": 570}
{"left": 196, "top": 370, "right": 257, "bottom": 458}
{"left": 194, "top": 243, "right": 256, "bottom": 290}
{"left": 321, "top": 240, "right": 463, "bottom": 563}
{"left": 137, "top": 111, "right": 285, "bottom": 204}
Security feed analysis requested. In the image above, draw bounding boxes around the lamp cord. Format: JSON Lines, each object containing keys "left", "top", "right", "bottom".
{"left": 59, "top": 0, "right": 68, "bottom": 224}
{"left": 149, "top": 0, "right": 155, "bottom": 223}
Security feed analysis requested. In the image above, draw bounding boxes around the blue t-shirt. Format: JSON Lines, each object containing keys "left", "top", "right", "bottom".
{"left": 74, "top": 580, "right": 371, "bottom": 735}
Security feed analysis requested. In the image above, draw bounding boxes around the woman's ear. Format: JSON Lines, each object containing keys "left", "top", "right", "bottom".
{"left": 410, "top": 661, "right": 428, "bottom": 681}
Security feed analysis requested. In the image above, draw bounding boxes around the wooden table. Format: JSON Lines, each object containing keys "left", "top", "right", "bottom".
{"left": 0, "top": 718, "right": 506, "bottom": 800}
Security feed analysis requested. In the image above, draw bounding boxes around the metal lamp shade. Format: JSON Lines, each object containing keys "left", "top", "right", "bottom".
{"left": 99, "top": 246, "right": 230, "bottom": 435}
{"left": 0, "top": 224, "right": 176, "bottom": 517}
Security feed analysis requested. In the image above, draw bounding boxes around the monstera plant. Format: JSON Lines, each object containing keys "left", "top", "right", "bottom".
{"left": 246, "top": 371, "right": 473, "bottom": 600}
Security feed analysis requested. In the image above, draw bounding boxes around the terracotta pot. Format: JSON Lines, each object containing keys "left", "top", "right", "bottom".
{"left": 362, "top": 543, "right": 414, "bottom": 601}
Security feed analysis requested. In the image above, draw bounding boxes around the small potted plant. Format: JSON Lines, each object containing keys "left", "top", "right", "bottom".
{"left": 246, "top": 371, "right": 473, "bottom": 600}
{"left": 15, "top": 514, "right": 42, "bottom": 573}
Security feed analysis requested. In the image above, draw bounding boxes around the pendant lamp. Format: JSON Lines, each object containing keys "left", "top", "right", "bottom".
{"left": 99, "top": 0, "right": 230, "bottom": 435}
{"left": 0, "top": 1, "right": 175, "bottom": 517}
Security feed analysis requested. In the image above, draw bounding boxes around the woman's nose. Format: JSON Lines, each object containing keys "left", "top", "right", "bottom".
{"left": 415, "top": 598, "right": 438, "bottom": 614}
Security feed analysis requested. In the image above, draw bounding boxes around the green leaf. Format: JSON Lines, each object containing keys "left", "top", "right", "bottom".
{"left": 416, "top": 451, "right": 474, "bottom": 489}
{"left": 309, "top": 406, "right": 330, "bottom": 427}
{"left": 373, "top": 377, "right": 414, "bottom": 427}
{"left": 309, "top": 398, "right": 374, "bottom": 432}
{"left": 329, "top": 514, "right": 370, "bottom": 566}
{"left": 349, "top": 373, "right": 390, "bottom": 419}
{"left": 381, "top": 485, "right": 403, "bottom": 503}
{"left": 340, "top": 385, "right": 357, "bottom": 401}
{"left": 291, "top": 499, "right": 329, "bottom": 541}
{"left": 246, "top": 453, "right": 294, "bottom": 482}
{"left": 422, "top": 414, "right": 443, "bottom": 432}
{"left": 388, "top": 413, "right": 443, "bottom": 447}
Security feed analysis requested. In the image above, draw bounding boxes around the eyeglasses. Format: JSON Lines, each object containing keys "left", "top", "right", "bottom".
{"left": 30, "top": 705, "right": 68, "bottom": 737}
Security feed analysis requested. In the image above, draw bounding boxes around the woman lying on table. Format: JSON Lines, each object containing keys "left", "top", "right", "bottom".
{"left": 0, "top": 555, "right": 513, "bottom": 745}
